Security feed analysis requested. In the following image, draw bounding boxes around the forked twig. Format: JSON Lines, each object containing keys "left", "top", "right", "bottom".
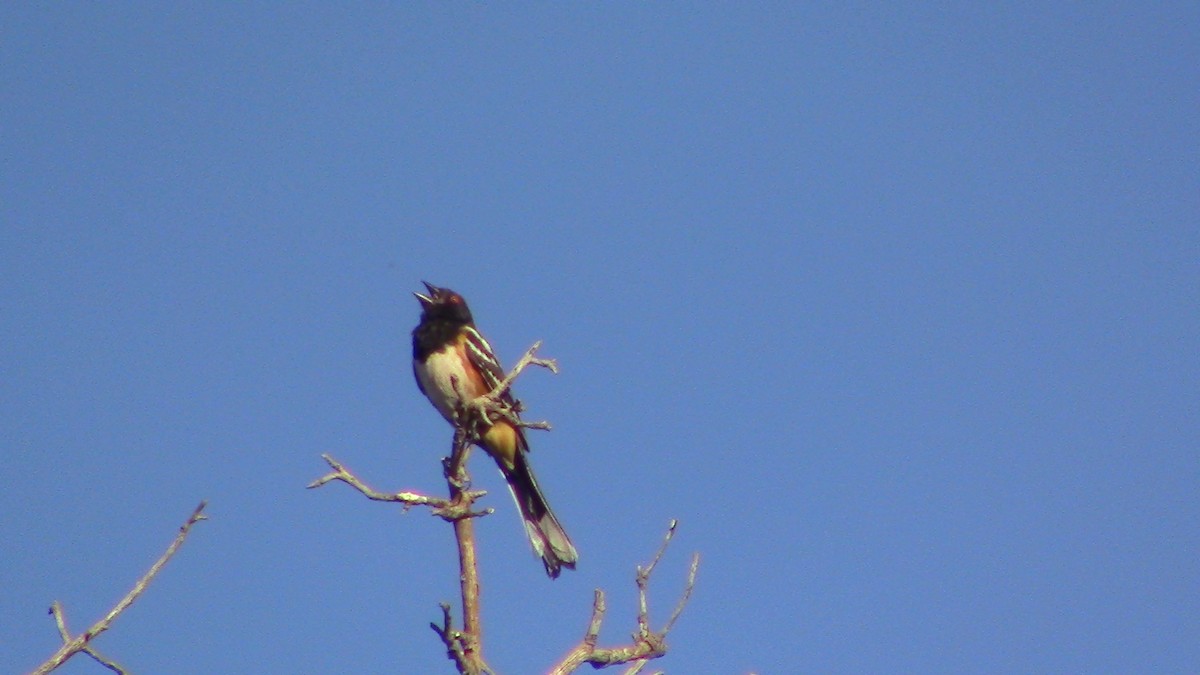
{"left": 486, "top": 340, "right": 559, "bottom": 400}
{"left": 29, "top": 501, "right": 209, "bottom": 675}
{"left": 307, "top": 453, "right": 492, "bottom": 521}
{"left": 461, "top": 341, "right": 558, "bottom": 433}
{"left": 549, "top": 521, "right": 700, "bottom": 674}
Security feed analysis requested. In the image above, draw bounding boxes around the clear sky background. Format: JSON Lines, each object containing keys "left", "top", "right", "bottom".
{"left": 2, "top": 4, "right": 1197, "bottom": 674}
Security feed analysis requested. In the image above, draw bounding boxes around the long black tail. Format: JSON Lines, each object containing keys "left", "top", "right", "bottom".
{"left": 501, "top": 453, "right": 578, "bottom": 578}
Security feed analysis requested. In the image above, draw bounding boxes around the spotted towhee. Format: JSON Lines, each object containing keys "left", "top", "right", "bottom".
{"left": 412, "top": 282, "right": 578, "bottom": 578}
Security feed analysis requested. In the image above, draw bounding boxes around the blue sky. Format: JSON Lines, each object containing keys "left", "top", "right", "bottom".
{"left": 2, "top": 3, "right": 1197, "bottom": 673}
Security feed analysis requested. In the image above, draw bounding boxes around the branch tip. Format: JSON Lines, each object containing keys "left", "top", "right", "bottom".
{"left": 30, "top": 501, "right": 208, "bottom": 675}
{"left": 548, "top": 522, "right": 698, "bottom": 674}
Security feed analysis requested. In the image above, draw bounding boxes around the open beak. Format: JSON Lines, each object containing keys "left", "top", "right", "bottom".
{"left": 414, "top": 281, "right": 440, "bottom": 308}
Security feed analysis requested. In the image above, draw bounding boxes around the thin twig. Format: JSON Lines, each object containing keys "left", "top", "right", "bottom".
{"left": 664, "top": 553, "right": 701, "bottom": 634}
{"left": 462, "top": 342, "right": 557, "bottom": 433}
{"left": 82, "top": 646, "right": 127, "bottom": 674}
{"left": 307, "top": 454, "right": 492, "bottom": 521}
{"left": 585, "top": 590, "right": 607, "bottom": 648}
{"left": 306, "top": 454, "right": 450, "bottom": 508}
{"left": 636, "top": 519, "right": 679, "bottom": 638}
{"left": 430, "top": 602, "right": 474, "bottom": 674}
{"left": 29, "top": 501, "right": 209, "bottom": 675}
{"left": 489, "top": 340, "right": 559, "bottom": 398}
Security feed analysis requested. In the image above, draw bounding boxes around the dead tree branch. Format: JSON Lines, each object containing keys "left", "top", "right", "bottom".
{"left": 312, "top": 341, "right": 701, "bottom": 672}
{"left": 309, "top": 430, "right": 495, "bottom": 673}
{"left": 29, "top": 501, "right": 209, "bottom": 675}
{"left": 307, "top": 452, "right": 493, "bottom": 521}
{"left": 549, "top": 521, "right": 700, "bottom": 675}
{"left": 439, "top": 427, "right": 490, "bottom": 674}
{"left": 309, "top": 341, "right": 558, "bottom": 675}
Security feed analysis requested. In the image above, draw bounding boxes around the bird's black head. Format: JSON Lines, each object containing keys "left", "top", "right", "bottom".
{"left": 414, "top": 281, "right": 474, "bottom": 324}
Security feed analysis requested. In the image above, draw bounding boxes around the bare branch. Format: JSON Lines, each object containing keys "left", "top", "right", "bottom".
{"left": 491, "top": 340, "right": 559, "bottom": 395}
{"left": 29, "top": 501, "right": 209, "bottom": 675}
{"left": 307, "top": 454, "right": 440, "bottom": 504}
{"left": 307, "top": 453, "right": 493, "bottom": 521}
{"left": 49, "top": 602, "right": 69, "bottom": 642}
{"left": 310, "top": 340, "right": 560, "bottom": 675}
{"left": 586, "top": 590, "right": 607, "bottom": 648}
{"left": 549, "top": 522, "right": 700, "bottom": 674}
{"left": 307, "top": 453, "right": 439, "bottom": 504}
{"left": 635, "top": 519, "right": 679, "bottom": 638}
{"left": 663, "top": 553, "right": 701, "bottom": 635}
{"left": 431, "top": 602, "right": 477, "bottom": 675}
{"left": 433, "top": 343, "right": 557, "bottom": 674}
{"left": 406, "top": 431, "right": 494, "bottom": 675}
{"left": 82, "top": 646, "right": 127, "bottom": 674}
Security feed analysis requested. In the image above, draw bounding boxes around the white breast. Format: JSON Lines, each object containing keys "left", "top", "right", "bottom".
{"left": 416, "top": 347, "right": 474, "bottom": 424}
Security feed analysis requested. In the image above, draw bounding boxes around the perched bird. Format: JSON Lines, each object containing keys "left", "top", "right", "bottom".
{"left": 411, "top": 282, "right": 578, "bottom": 578}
